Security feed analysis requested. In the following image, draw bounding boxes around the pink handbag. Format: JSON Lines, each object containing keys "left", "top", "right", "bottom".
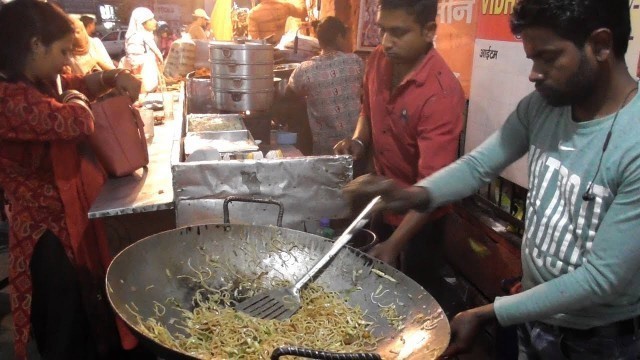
{"left": 89, "top": 96, "right": 149, "bottom": 177}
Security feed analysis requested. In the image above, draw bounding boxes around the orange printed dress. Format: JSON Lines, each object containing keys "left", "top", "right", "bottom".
{"left": 0, "top": 75, "right": 136, "bottom": 359}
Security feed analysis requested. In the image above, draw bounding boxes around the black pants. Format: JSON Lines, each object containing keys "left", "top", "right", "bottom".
{"left": 30, "top": 230, "right": 98, "bottom": 360}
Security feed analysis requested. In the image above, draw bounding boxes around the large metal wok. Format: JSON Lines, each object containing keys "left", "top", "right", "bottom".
{"left": 106, "top": 199, "right": 450, "bottom": 359}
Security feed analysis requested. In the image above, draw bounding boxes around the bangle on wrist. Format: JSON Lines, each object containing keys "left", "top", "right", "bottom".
{"left": 352, "top": 138, "right": 366, "bottom": 149}
{"left": 61, "top": 90, "right": 88, "bottom": 105}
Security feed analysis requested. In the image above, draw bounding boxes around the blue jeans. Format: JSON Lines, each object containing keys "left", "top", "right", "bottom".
{"left": 518, "top": 321, "right": 640, "bottom": 360}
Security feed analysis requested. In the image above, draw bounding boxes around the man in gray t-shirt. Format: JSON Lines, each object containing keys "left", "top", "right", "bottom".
{"left": 344, "top": 0, "right": 640, "bottom": 358}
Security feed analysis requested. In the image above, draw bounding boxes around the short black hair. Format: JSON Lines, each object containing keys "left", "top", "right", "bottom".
{"left": 0, "top": 0, "right": 73, "bottom": 80}
{"left": 315, "top": 16, "right": 347, "bottom": 48}
{"left": 379, "top": 0, "right": 438, "bottom": 27}
{"left": 510, "top": 0, "right": 631, "bottom": 58}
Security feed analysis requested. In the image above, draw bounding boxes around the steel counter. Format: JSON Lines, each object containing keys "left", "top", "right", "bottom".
{"left": 88, "top": 92, "right": 180, "bottom": 219}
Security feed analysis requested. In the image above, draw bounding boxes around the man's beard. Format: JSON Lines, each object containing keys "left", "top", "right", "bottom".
{"left": 536, "top": 52, "right": 597, "bottom": 107}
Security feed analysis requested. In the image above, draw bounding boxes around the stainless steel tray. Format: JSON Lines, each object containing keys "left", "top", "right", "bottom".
{"left": 184, "top": 130, "right": 259, "bottom": 156}
{"left": 186, "top": 113, "right": 246, "bottom": 133}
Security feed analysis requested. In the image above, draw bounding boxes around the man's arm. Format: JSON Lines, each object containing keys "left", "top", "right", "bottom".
{"left": 416, "top": 95, "right": 533, "bottom": 206}
{"left": 353, "top": 114, "right": 372, "bottom": 146}
{"left": 285, "top": 1, "right": 307, "bottom": 19}
{"left": 353, "top": 59, "right": 372, "bottom": 147}
{"left": 369, "top": 95, "right": 532, "bottom": 261}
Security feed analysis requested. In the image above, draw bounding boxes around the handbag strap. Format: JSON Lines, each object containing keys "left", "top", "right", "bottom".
{"left": 130, "top": 104, "right": 150, "bottom": 164}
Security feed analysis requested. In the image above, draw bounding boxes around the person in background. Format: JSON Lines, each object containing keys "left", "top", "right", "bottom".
{"left": 66, "top": 16, "right": 114, "bottom": 75}
{"left": 80, "top": 14, "right": 97, "bottom": 37}
{"left": 248, "top": 0, "right": 307, "bottom": 44}
{"left": 286, "top": 17, "right": 364, "bottom": 155}
{"left": 232, "top": 6, "right": 250, "bottom": 38}
{"left": 334, "top": 0, "right": 465, "bottom": 278}
{"left": 121, "top": 7, "right": 163, "bottom": 93}
{"left": 157, "top": 23, "right": 176, "bottom": 59}
{"left": 210, "top": 0, "right": 233, "bottom": 40}
{"left": 188, "top": 8, "right": 210, "bottom": 40}
{"left": 344, "top": 0, "right": 640, "bottom": 358}
{"left": 0, "top": 1, "right": 143, "bottom": 359}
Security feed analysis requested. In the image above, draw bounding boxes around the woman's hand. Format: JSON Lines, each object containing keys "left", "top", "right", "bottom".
{"left": 112, "top": 70, "right": 141, "bottom": 102}
{"left": 88, "top": 69, "right": 142, "bottom": 102}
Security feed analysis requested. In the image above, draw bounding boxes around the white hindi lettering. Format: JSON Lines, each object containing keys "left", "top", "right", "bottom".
{"left": 438, "top": 0, "right": 476, "bottom": 24}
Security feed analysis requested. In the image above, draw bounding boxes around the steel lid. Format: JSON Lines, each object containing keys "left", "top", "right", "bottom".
{"left": 209, "top": 40, "right": 273, "bottom": 51}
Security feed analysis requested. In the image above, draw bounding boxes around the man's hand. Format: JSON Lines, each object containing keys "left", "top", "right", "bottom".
{"left": 333, "top": 138, "right": 366, "bottom": 160}
{"left": 440, "top": 304, "right": 496, "bottom": 358}
{"left": 343, "top": 174, "right": 431, "bottom": 213}
{"left": 367, "top": 241, "right": 400, "bottom": 267}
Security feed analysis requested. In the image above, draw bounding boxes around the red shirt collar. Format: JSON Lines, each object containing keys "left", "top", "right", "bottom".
{"left": 379, "top": 46, "right": 437, "bottom": 89}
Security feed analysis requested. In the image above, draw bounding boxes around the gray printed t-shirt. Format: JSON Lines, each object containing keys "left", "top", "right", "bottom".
{"left": 418, "top": 90, "right": 640, "bottom": 329}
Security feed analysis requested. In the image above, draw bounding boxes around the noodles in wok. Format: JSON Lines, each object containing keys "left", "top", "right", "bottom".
{"left": 127, "top": 262, "right": 380, "bottom": 359}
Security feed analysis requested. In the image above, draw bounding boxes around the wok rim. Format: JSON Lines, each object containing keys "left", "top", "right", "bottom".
{"left": 106, "top": 223, "right": 451, "bottom": 359}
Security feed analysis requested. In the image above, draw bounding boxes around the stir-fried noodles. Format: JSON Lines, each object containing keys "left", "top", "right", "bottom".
{"left": 128, "top": 268, "right": 379, "bottom": 359}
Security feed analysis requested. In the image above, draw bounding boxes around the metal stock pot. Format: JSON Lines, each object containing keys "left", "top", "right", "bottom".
{"left": 185, "top": 72, "right": 215, "bottom": 114}
{"left": 210, "top": 62, "right": 274, "bottom": 77}
{"left": 212, "top": 89, "right": 274, "bottom": 112}
{"left": 212, "top": 75, "right": 274, "bottom": 91}
{"left": 209, "top": 40, "right": 274, "bottom": 65}
{"left": 106, "top": 198, "right": 450, "bottom": 359}
{"left": 209, "top": 41, "right": 275, "bottom": 112}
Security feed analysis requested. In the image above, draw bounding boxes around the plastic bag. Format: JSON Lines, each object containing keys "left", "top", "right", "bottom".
{"left": 163, "top": 34, "right": 196, "bottom": 79}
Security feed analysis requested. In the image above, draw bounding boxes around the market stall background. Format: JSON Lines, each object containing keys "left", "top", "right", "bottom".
{"left": 4, "top": 1, "right": 640, "bottom": 359}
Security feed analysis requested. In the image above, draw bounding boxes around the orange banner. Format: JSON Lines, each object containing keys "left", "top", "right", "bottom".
{"left": 475, "top": 0, "right": 519, "bottom": 42}
{"left": 436, "top": 0, "right": 479, "bottom": 98}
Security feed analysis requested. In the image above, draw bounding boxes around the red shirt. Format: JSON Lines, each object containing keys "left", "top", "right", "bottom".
{"left": 362, "top": 46, "right": 465, "bottom": 225}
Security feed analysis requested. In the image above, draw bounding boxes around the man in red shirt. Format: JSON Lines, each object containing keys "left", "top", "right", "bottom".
{"left": 334, "top": 0, "right": 465, "bottom": 275}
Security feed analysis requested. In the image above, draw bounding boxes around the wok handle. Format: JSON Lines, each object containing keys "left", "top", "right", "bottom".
{"left": 223, "top": 196, "right": 284, "bottom": 227}
{"left": 270, "top": 346, "right": 381, "bottom": 360}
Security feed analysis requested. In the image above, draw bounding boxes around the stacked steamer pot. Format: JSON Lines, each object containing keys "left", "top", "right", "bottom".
{"left": 209, "top": 41, "right": 274, "bottom": 112}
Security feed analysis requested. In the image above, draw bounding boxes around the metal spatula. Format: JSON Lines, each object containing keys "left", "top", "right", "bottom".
{"left": 235, "top": 196, "right": 382, "bottom": 320}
